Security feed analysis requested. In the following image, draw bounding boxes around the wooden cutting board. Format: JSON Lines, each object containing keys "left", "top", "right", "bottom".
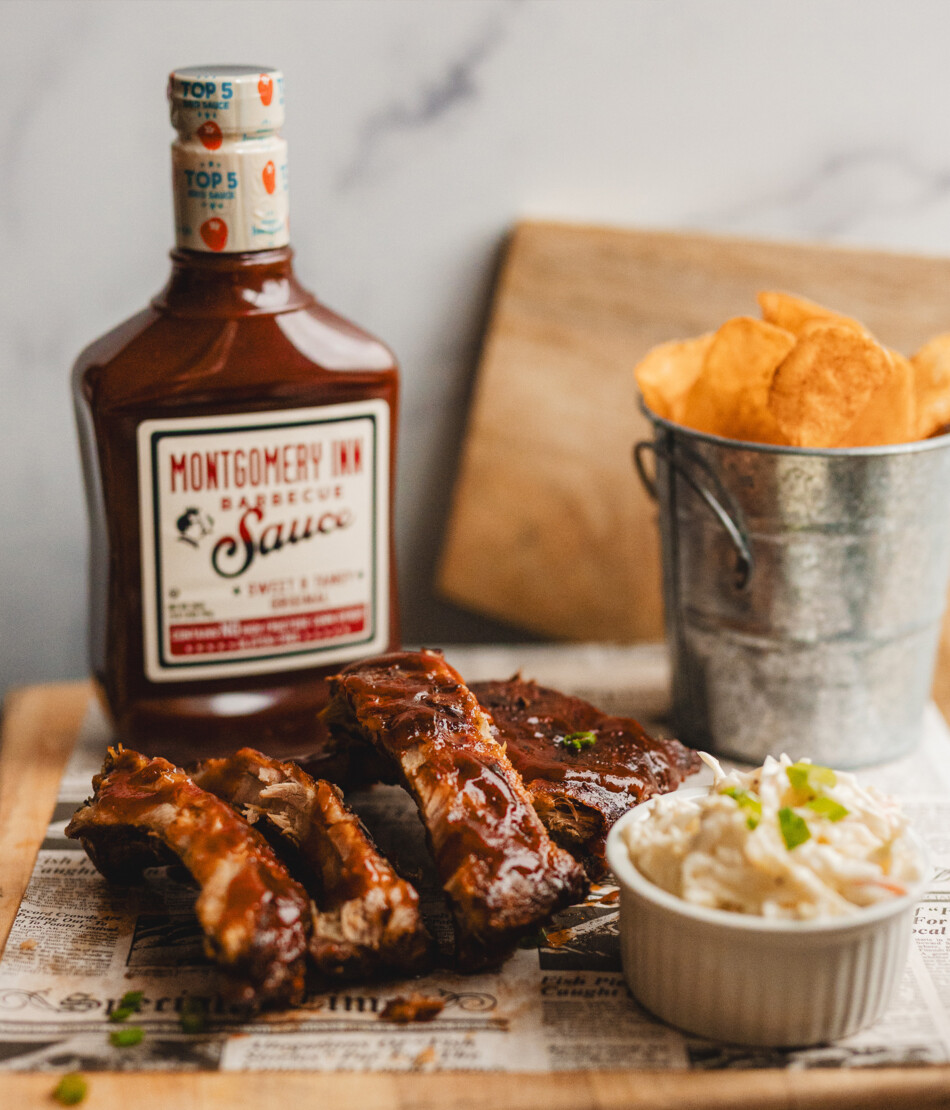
{"left": 438, "top": 221, "right": 950, "bottom": 650}
{"left": 5, "top": 683, "right": 950, "bottom": 1109}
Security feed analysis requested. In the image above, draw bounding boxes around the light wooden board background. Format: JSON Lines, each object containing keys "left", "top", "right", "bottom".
{"left": 439, "top": 221, "right": 950, "bottom": 653}
{"left": 3, "top": 682, "right": 950, "bottom": 1108}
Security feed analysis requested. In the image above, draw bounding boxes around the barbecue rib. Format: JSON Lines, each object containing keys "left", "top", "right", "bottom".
{"left": 324, "top": 650, "right": 588, "bottom": 970}
{"left": 191, "top": 748, "right": 432, "bottom": 981}
{"left": 472, "top": 678, "right": 701, "bottom": 878}
{"left": 65, "top": 747, "right": 310, "bottom": 1008}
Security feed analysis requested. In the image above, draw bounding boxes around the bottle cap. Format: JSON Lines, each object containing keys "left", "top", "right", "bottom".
{"left": 168, "top": 65, "right": 289, "bottom": 253}
{"left": 168, "top": 65, "right": 285, "bottom": 138}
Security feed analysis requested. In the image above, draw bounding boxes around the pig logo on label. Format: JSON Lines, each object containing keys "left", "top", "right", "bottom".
{"left": 200, "top": 218, "right": 228, "bottom": 252}
{"left": 176, "top": 507, "right": 214, "bottom": 548}
{"left": 262, "top": 161, "right": 276, "bottom": 194}
{"left": 258, "top": 74, "right": 273, "bottom": 106}
{"left": 197, "top": 119, "right": 223, "bottom": 151}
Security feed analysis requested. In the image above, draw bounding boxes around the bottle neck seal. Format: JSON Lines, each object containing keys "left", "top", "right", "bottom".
{"left": 168, "top": 66, "right": 289, "bottom": 254}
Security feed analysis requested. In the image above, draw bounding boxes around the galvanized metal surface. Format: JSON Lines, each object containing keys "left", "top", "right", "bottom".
{"left": 638, "top": 414, "right": 950, "bottom": 767}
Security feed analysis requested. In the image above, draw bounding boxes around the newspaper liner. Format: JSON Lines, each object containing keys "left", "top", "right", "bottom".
{"left": 2, "top": 644, "right": 950, "bottom": 1073}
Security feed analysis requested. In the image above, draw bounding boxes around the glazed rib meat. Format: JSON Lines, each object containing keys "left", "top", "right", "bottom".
{"left": 191, "top": 748, "right": 432, "bottom": 981}
{"left": 324, "top": 650, "right": 588, "bottom": 970}
{"left": 65, "top": 747, "right": 310, "bottom": 1008}
{"left": 472, "top": 679, "right": 701, "bottom": 879}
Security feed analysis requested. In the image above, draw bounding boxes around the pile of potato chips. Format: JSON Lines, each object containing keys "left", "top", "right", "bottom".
{"left": 634, "top": 292, "right": 950, "bottom": 447}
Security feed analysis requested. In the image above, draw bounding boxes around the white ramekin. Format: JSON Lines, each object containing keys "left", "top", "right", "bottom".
{"left": 605, "top": 788, "right": 928, "bottom": 1047}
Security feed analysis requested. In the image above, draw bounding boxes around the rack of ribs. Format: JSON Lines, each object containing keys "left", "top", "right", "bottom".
{"left": 65, "top": 747, "right": 310, "bottom": 1008}
{"left": 323, "top": 650, "right": 588, "bottom": 970}
{"left": 471, "top": 678, "right": 701, "bottom": 878}
{"left": 191, "top": 748, "right": 432, "bottom": 981}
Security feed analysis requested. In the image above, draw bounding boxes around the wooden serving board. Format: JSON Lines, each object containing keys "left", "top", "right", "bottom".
{"left": 438, "top": 221, "right": 950, "bottom": 655}
{"left": 4, "top": 682, "right": 950, "bottom": 1108}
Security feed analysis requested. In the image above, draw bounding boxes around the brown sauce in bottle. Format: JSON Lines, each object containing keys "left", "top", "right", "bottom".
{"left": 72, "top": 67, "right": 399, "bottom": 762}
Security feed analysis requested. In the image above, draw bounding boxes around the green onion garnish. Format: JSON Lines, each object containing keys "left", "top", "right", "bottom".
{"left": 786, "top": 761, "right": 836, "bottom": 798}
{"left": 180, "top": 997, "right": 207, "bottom": 1034}
{"left": 516, "top": 928, "right": 547, "bottom": 950}
{"left": 562, "top": 731, "right": 597, "bottom": 752}
{"left": 720, "top": 785, "right": 763, "bottom": 829}
{"left": 52, "top": 1073, "right": 88, "bottom": 1105}
{"left": 807, "top": 795, "right": 849, "bottom": 822}
{"left": 110, "top": 990, "right": 144, "bottom": 1022}
{"left": 778, "top": 807, "right": 811, "bottom": 850}
{"left": 109, "top": 1026, "right": 144, "bottom": 1048}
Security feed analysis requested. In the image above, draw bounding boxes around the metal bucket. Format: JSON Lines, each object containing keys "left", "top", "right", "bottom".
{"left": 635, "top": 409, "right": 950, "bottom": 767}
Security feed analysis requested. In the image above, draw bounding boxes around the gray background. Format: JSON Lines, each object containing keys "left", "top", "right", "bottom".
{"left": 6, "top": 0, "right": 950, "bottom": 693}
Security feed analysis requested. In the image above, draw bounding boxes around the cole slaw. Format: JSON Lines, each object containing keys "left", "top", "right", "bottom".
{"left": 622, "top": 753, "right": 923, "bottom": 920}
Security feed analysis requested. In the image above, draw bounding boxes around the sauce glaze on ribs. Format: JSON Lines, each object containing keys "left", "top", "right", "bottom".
{"left": 65, "top": 747, "right": 310, "bottom": 1008}
{"left": 192, "top": 748, "right": 432, "bottom": 981}
{"left": 324, "top": 650, "right": 588, "bottom": 970}
{"left": 472, "top": 678, "right": 701, "bottom": 878}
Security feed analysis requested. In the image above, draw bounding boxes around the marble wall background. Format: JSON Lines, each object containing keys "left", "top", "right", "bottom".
{"left": 5, "top": 0, "right": 950, "bottom": 692}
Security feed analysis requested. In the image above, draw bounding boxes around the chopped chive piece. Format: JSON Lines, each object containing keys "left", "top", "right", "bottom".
{"left": 778, "top": 807, "right": 811, "bottom": 850}
{"left": 110, "top": 989, "right": 144, "bottom": 1022}
{"left": 109, "top": 1026, "right": 144, "bottom": 1047}
{"left": 180, "top": 998, "right": 207, "bottom": 1034}
{"left": 720, "top": 785, "right": 762, "bottom": 829}
{"left": 807, "top": 796, "right": 849, "bottom": 822}
{"left": 52, "top": 1073, "right": 88, "bottom": 1105}
{"left": 786, "top": 764, "right": 809, "bottom": 793}
{"left": 786, "top": 761, "right": 836, "bottom": 798}
{"left": 562, "top": 731, "right": 597, "bottom": 752}
{"left": 516, "top": 928, "right": 547, "bottom": 950}
{"left": 181, "top": 1011, "right": 205, "bottom": 1034}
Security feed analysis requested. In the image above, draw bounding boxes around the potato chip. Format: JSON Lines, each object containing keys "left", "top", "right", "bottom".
{"left": 680, "top": 316, "right": 795, "bottom": 443}
{"left": 758, "top": 291, "right": 866, "bottom": 338}
{"left": 911, "top": 334, "right": 950, "bottom": 439}
{"left": 839, "top": 347, "right": 915, "bottom": 446}
{"left": 633, "top": 333, "right": 712, "bottom": 422}
{"left": 638, "top": 293, "right": 950, "bottom": 448}
{"left": 768, "top": 324, "right": 895, "bottom": 447}
{"left": 890, "top": 348, "right": 918, "bottom": 440}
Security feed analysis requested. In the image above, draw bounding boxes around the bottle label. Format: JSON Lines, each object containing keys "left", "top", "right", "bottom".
{"left": 171, "top": 136, "right": 289, "bottom": 253}
{"left": 137, "top": 400, "right": 390, "bottom": 682}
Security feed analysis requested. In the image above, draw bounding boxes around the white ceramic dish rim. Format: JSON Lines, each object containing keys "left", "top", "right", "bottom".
{"left": 606, "top": 787, "right": 930, "bottom": 935}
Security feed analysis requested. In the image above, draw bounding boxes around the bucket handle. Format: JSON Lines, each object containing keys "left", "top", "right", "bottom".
{"left": 634, "top": 440, "right": 754, "bottom": 589}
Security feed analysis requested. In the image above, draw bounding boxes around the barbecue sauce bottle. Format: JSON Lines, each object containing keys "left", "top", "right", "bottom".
{"left": 73, "top": 66, "right": 399, "bottom": 760}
